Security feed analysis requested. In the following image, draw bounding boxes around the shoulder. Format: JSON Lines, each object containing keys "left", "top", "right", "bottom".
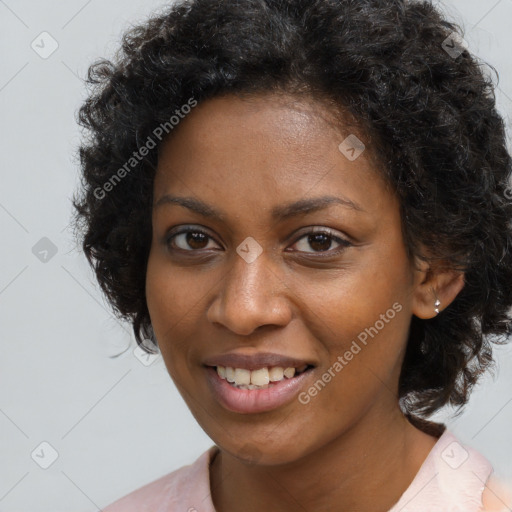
{"left": 102, "top": 446, "right": 219, "bottom": 512}
{"left": 481, "top": 473, "right": 512, "bottom": 512}
{"left": 390, "top": 429, "right": 495, "bottom": 512}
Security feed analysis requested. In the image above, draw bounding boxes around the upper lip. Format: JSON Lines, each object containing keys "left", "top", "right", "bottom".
{"left": 203, "top": 352, "right": 315, "bottom": 370}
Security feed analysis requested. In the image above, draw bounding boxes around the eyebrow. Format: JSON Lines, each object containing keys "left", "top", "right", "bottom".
{"left": 153, "top": 194, "right": 365, "bottom": 222}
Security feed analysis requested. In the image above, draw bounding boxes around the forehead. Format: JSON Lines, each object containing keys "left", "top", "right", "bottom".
{"left": 153, "top": 92, "right": 393, "bottom": 219}
{"left": 158, "top": 92, "right": 361, "bottom": 157}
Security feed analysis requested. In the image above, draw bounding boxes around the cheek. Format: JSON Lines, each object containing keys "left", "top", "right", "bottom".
{"left": 293, "top": 239, "right": 413, "bottom": 391}
{"left": 145, "top": 252, "right": 171, "bottom": 334}
{"left": 145, "top": 249, "right": 223, "bottom": 389}
{"left": 294, "top": 292, "right": 408, "bottom": 437}
{"left": 308, "top": 283, "right": 409, "bottom": 378}
{"left": 145, "top": 251, "right": 193, "bottom": 371}
{"left": 145, "top": 247, "right": 203, "bottom": 333}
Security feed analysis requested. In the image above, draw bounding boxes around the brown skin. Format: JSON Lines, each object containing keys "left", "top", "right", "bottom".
{"left": 145, "top": 92, "right": 465, "bottom": 512}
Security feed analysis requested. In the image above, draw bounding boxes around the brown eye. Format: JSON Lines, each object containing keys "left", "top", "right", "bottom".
{"left": 291, "top": 229, "right": 352, "bottom": 255}
{"left": 166, "top": 228, "right": 218, "bottom": 251}
{"left": 164, "top": 226, "right": 352, "bottom": 256}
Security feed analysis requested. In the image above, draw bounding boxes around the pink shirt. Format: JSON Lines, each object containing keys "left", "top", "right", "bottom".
{"left": 103, "top": 428, "right": 493, "bottom": 512}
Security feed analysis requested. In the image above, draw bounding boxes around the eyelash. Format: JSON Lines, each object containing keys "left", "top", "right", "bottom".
{"left": 164, "top": 226, "right": 353, "bottom": 257}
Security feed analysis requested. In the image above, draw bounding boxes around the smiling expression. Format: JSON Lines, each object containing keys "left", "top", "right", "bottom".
{"left": 145, "top": 92, "right": 423, "bottom": 465}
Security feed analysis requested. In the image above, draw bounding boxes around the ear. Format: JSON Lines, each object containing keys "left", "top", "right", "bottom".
{"left": 411, "top": 256, "right": 465, "bottom": 320}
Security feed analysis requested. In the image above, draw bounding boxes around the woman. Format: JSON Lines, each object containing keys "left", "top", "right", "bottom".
{"left": 72, "top": 0, "right": 512, "bottom": 510}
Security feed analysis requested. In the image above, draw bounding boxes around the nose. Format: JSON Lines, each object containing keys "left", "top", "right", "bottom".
{"left": 206, "top": 248, "right": 293, "bottom": 336}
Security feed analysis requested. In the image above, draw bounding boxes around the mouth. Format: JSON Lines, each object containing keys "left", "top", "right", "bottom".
{"left": 204, "top": 363, "right": 316, "bottom": 414}
{"left": 211, "top": 363, "right": 314, "bottom": 390}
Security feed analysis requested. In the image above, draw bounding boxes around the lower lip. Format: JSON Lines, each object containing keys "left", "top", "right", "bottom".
{"left": 205, "top": 366, "right": 314, "bottom": 414}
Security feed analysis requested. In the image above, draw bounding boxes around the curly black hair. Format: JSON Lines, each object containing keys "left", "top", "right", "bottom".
{"left": 71, "top": 0, "right": 512, "bottom": 421}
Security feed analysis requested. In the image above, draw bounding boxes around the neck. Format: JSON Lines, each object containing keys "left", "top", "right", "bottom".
{"left": 210, "top": 406, "right": 439, "bottom": 512}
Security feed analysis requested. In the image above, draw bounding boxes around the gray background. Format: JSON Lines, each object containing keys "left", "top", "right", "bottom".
{"left": 0, "top": 0, "right": 511, "bottom": 510}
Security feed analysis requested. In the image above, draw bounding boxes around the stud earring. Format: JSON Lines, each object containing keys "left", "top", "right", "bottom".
{"left": 433, "top": 289, "right": 441, "bottom": 315}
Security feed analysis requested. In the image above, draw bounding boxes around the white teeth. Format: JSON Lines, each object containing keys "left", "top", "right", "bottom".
{"left": 216, "top": 365, "right": 305, "bottom": 387}
{"left": 284, "top": 367, "right": 296, "bottom": 378}
{"left": 251, "top": 367, "right": 270, "bottom": 386}
{"left": 234, "top": 368, "right": 251, "bottom": 386}
{"left": 269, "top": 366, "right": 284, "bottom": 382}
{"left": 225, "top": 366, "right": 235, "bottom": 383}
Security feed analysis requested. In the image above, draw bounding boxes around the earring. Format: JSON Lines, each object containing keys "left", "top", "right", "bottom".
{"left": 433, "top": 289, "right": 441, "bottom": 315}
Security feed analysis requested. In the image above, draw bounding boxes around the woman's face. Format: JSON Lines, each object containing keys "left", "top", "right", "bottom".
{"left": 146, "top": 93, "right": 422, "bottom": 465}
